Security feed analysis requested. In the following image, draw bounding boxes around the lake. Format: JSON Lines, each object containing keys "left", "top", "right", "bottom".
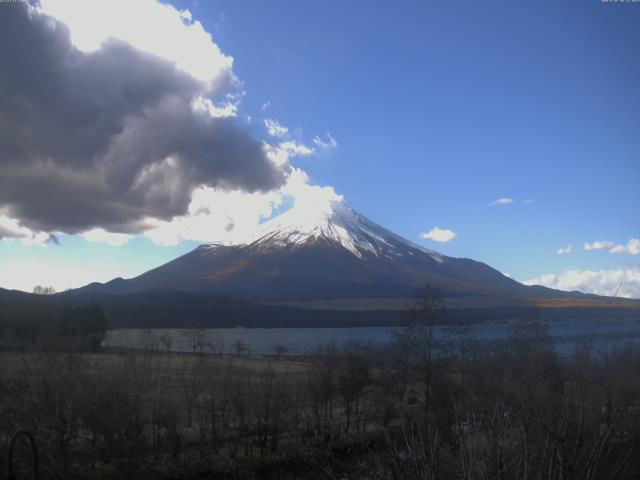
{"left": 103, "top": 319, "right": 640, "bottom": 356}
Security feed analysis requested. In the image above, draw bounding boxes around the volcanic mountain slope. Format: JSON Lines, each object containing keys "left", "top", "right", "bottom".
{"left": 78, "top": 202, "right": 635, "bottom": 311}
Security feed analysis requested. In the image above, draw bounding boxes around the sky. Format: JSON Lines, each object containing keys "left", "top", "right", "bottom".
{"left": 0, "top": 0, "right": 639, "bottom": 297}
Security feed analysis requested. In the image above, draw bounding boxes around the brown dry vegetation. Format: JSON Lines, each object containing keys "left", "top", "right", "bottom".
{"left": 2, "top": 324, "right": 640, "bottom": 479}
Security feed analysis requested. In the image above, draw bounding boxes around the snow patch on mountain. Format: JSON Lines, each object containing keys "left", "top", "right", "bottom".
{"left": 213, "top": 201, "right": 444, "bottom": 262}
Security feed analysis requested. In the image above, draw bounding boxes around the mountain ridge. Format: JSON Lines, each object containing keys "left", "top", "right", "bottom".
{"left": 73, "top": 202, "right": 639, "bottom": 315}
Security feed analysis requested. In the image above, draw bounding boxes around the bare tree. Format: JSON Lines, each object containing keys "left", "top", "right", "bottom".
{"left": 158, "top": 333, "right": 173, "bottom": 354}
{"left": 393, "top": 284, "right": 446, "bottom": 422}
{"left": 273, "top": 343, "right": 288, "bottom": 357}
{"left": 177, "top": 357, "right": 204, "bottom": 428}
{"left": 337, "top": 348, "right": 372, "bottom": 434}
{"left": 208, "top": 331, "right": 225, "bottom": 355}
{"left": 234, "top": 338, "right": 249, "bottom": 357}
{"left": 32, "top": 285, "right": 56, "bottom": 295}
{"left": 185, "top": 328, "right": 207, "bottom": 354}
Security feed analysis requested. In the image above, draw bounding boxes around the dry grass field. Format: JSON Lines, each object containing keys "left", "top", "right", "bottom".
{"left": 4, "top": 321, "right": 640, "bottom": 479}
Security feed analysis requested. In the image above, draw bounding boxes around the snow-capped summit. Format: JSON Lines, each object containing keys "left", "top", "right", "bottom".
{"left": 231, "top": 201, "right": 444, "bottom": 262}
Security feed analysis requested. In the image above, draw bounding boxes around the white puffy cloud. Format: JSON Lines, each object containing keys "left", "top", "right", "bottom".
{"left": 280, "top": 168, "right": 343, "bottom": 218}
{"left": 584, "top": 239, "right": 640, "bottom": 255}
{"left": 143, "top": 186, "right": 282, "bottom": 246}
{"left": 191, "top": 96, "right": 238, "bottom": 118}
{"left": 278, "top": 141, "right": 314, "bottom": 157}
{"left": 556, "top": 244, "right": 573, "bottom": 255}
{"left": 263, "top": 141, "right": 314, "bottom": 170}
{"left": 39, "top": 0, "right": 233, "bottom": 84}
{"left": 610, "top": 238, "right": 640, "bottom": 256}
{"left": 584, "top": 240, "right": 615, "bottom": 251}
{"left": 82, "top": 228, "right": 132, "bottom": 246}
{"left": 524, "top": 268, "right": 640, "bottom": 299}
{"left": 143, "top": 168, "right": 341, "bottom": 246}
{"left": 420, "top": 227, "right": 457, "bottom": 243}
{"left": 264, "top": 118, "right": 289, "bottom": 137}
{"left": 0, "top": 214, "right": 51, "bottom": 246}
{"left": 0, "top": 214, "right": 35, "bottom": 240}
{"left": 489, "top": 198, "right": 513, "bottom": 207}
{"left": 313, "top": 133, "right": 339, "bottom": 149}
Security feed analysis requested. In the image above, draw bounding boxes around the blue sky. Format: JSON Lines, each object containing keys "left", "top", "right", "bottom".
{"left": 1, "top": 0, "right": 639, "bottom": 295}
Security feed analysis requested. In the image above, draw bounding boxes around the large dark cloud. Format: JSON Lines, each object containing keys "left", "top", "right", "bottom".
{"left": 0, "top": 4, "right": 288, "bottom": 234}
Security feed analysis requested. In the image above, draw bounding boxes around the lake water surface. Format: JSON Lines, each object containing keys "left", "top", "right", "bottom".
{"left": 104, "top": 319, "right": 640, "bottom": 356}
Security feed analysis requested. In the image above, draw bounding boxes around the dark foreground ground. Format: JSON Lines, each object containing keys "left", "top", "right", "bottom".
{"left": 3, "top": 323, "right": 640, "bottom": 479}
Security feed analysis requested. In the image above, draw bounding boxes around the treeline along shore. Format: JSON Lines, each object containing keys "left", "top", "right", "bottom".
{"left": 2, "top": 286, "right": 639, "bottom": 331}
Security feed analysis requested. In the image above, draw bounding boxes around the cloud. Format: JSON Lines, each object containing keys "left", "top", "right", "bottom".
{"left": 264, "top": 118, "right": 289, "bottom": 137}
{"left": 46, "top": 234, "right": 60, "bottom": 246}
{"left": 0, "top": 214, "right": 50, "bottom": 245}
{"left": 420, "top": 227, "right": 457, "bottom": 243}
{"left": 144, "top": 167, "right": 339, "bottom": 246}
{"left": 584, "top": 239, "right": 640, "bottom": 255}
{"left": 524, "top": 269, "right": 640, "bottom": 299}
{"left": 0, "top": 215, "right": 31, "bottom": 240}
{"left": 610, "top": 238, "right": 640, "bottom": 256}
{"left": 523, "top": 198, "right": 535, "bottom": 204}
{"left": 556, "top": 244, "right": 573, "bottom": 255}
{"left": 262, "top": 142, "right": 314, "bottom": 171}
{"left": 143, "top": 186, "right": 282, "bottom": 246}
{"left": 278, "top": 141, "right": 314, "bottom": 157}
{"left": 584, "top": 240, "right": 615, "bottom": 251}
{"left": 39, "top": 0, "right": 232, "bottom": 84}
{"left": 313, "top": 133, "right": 339, "bottom": 149}
{"left": 191, "top": 96, "right": 238, "bottom": 118}
{"left": 0, "top": 2, "right": 290, "bottom": 239}
{"left": 82, "top": 228, "right": 132, "bottom": 246}
{"left": 489, "top": 198, "right": 514, "bottom": 207}
{"left": 0, "top": 257, "right": 145, "bottom": 293}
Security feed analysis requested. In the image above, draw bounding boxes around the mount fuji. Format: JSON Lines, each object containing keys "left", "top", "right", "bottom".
{"left": 72, "top": 202, "right": 640, "bottom": 326}
{"left": 81, "top": 202, "right": 524, "bottom": 300}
